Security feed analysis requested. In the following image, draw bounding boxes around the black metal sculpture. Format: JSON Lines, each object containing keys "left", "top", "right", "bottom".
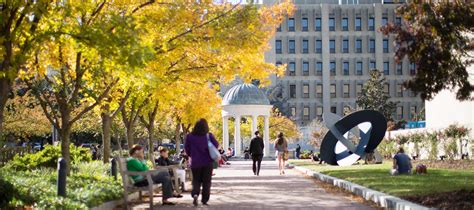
{"left": 320, "top": 110, "right": 387, "bottom": 166}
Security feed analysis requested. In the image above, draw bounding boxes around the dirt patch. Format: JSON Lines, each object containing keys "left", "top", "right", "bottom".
{"left": 402, "top": 190, "right": 474, "bottom": 210}
{"left": 413, "top": 160, "right": 474, "bottom": 170}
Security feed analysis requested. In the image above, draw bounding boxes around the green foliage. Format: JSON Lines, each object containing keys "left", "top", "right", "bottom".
{"left": 299, "top": 150, "right": 312, "bottom": 159}
{"left": 378, "top": 138, "right": 398, "bottom": 158}
{"left": 425, "top": 132, "right": 440, "bottom": 160}
{"left": 0, "top": 161, "right": 122, "bottom": 208}
{"left": 381, "top": 2, "right": 474, "bottom": 100}
{"left": 356, "top": 70, "right": 398, "bottom": 120}
{"left": 6, "top": 144, "right": 91, "bottom": 170}
{"left": 0, "top": 177, "right": 17, "bottom": 208}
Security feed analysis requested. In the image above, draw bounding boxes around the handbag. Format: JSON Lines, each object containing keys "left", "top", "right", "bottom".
{"left": 207, "top": 133, "right": 220, "bottom": 161}
{"left": 283, "top": 151, "right": 289, "bottom": 161}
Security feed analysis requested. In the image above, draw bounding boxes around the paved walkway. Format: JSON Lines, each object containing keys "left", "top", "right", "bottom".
{"left": 131, "top": 161, "right": 372, "bottom": 210}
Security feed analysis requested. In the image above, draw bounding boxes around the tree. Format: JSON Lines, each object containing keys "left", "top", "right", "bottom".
{"left": 20, "top": 1, "right": 143, "bottom": 173}
{"left": 380, "top": 2, "right": 474, "bottom": 101}
{"left": 0, "top": 1, "right": 51, "bottom": 134}
{"left": 356, "top": 70, "right": 398, "bottom": 120}
{"left": 307, "top": 119, "right": 328, "bottom": 148}
{"left": 268, "top": 109, "right": 299, "bottom": 141}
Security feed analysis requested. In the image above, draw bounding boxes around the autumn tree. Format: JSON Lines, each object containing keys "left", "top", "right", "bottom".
{"left": 380, "top": 1, "right": 473, "bottom": 100}
{"left": 356, "top": 70, "right": 398, "bottom": 120}
{"left": 0, "top": 1, "right": 52, "bottom": 134}
{"left": 20, "top": 1, "right": 144, "bottom": 173}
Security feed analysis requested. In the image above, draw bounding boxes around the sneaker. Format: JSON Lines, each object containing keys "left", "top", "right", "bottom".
{"left": 193, "top": 195, "right": 198, "bottom": 206}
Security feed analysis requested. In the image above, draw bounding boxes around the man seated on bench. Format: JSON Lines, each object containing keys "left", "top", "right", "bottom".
{"left": 127, "top": 145, "right": 180, "bottom": 205}
{"left": 156, "top": 147, "right": 186, "bottom": 191}
{"left": 391, "top": 148, "right": 412, "bottom": 175}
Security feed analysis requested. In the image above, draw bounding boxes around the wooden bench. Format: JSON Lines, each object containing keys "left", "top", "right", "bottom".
{"left": 151, "top": 157, "right": 182, "bottom": 193}
{"left": 117, "top": 157, "right": 168, "bottom": 209}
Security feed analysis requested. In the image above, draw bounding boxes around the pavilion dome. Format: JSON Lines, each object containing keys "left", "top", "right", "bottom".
{"left": 222, "top": 84, "right": 270, "bottom": 106}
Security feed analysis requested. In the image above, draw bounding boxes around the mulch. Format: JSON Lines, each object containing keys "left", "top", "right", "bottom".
{"left": 413, "top": 160, "right": 474, "bottom": 170}
{"left": 402, "top": 189, "right": 474, "bottom": 210}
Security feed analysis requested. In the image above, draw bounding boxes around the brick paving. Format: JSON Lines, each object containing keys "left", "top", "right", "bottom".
{"left": 130, "top": 160, "right": 372, "bottom": 210}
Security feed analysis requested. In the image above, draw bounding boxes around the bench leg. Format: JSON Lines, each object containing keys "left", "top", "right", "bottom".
{"left": 149, "top": 186, "right": 154, "bottom": 208}
{"left": 123, "top": 191, "right": 129, "bottom": 210}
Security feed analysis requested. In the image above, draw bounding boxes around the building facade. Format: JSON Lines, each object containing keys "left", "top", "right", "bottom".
{"left": 263, "top": 0, "right": 424, "bottom": 126}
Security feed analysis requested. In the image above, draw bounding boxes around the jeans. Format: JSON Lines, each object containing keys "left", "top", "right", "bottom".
{"left": 134, "top": 170, "right": 173, "bottom": 200}
{"left": 191, "top": 164, "right": 213, "bottom": 203}
{"left": 252, "top": 154, "right": 263, "bottom": 175}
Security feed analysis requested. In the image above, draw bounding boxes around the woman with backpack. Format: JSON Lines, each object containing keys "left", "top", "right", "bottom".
{"left": 274, "top": 132, "right": 288, "bottom": 175}
{"left": 184, "top": 118, "right": 219, "bottom": 207}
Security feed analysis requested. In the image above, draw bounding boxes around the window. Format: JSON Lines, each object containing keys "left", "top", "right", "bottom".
{"left": 355, "top": 17, "right": 362, "bottom": 31}
{"left": 315, "top": 18, "right": 321, "bottom": 31}
{"left": 370, "top": 61, "right": 376, "bottom": 70}
{"left": 330, "top": 40, "right": 335, "bottom": 53}
{"left": 315, "top": 39, "right": 322, "bottom": 53}
{"left": 302, "top": 39, "right": 309, "bottom": 53}
{"left": 302, "top": 61, "right": 309, "bottom": 76}
{"left": 316, "top": 84, "right": 322, "bottom": 98}
{"left": 275, "top": 40, "right": 282, "bottom": 54}
{"left": 330, "top": 61, "right": 336, "bottom": 76}
{"left": 303, "top": 106, "right": 310, "bottom": 120}
{"left": 277, "top": 24, "right": 281, "bottom": 32}
{"left": 384, "top": 83, "right": 390, "bottom": 95}
{"left": 288, "top": 18, "right": 295, "bottom": 31}
{"left": 343, "top": 84, "right": 350, "bottom": 98}
{"left": 410, "top": 106, "right": 417, "bottom": 120}
{"left": 343, "top": 62, "right": 349, "bottom": 75}
{"left": 316, "top": 62, "right": 322, "bottom": 76}
{"left": 288, "top": 62, "right": 296, "bottom": 76}
{"left": 291, "top": 107, "right": 296, "bottom": 117}
{"left": 356, "top": 84, "right": 363, "bottom": 96}
{"left": 369, "top": 39, "right": 375, "bottom": 53}
{"left": 396, "top": 63, "right": 403, "bottom": 75}
{"left": 397, "top": 84, "right": 403, "bottom": 97}
{"left": 356, "top": 62, "right": 363, "bottom": 75}
{"left": 397, "top": 106, "right": 403, "bottom": 119}
{"left": 368, "top": 17, "right": 375, "bottom": 31}
{"left": 383, "top": 62, "right": 389, "bottom": 75}
{"left": 382, "top": 17, "right": 388, "bottom": 26}
{"left": 316, "top": 107, "right": 323, "bottom": 118}
{"left": 410, "top": 62, "right": 416, "bottom": 75}
{"left": 276, "top": 61, "right": 282, "bottom": 66}
{"left": 303, "top": 84, "right": 309, "bottom": 98}
{"left": 342, "top": 39, "right": 349, "bottom": 53}
{"left": 383, "top": 39, "right": 389, "bottom": 53}
{"left": 355, "top": 39, "right": 362, "bottom": 53}
{"left": 290, "top": 84, "right": 296, "bottom": 98}
{"left": 342, "top": 18, "right": 348, "bottom": 31}
{"left": 302, "top": 18, "right": 308, "bottom": 31}
{"left": 289, "top": 40, "right": 295, "bottom": 53}
{"left": 395, "top": 17, "right": 402, "bottom": 26}
{"left": 330, "top": 84, "right": 336, "bottom": 97}
{"left": 329, "top": 18, "right": 335, "bottom": 31}
{"left": 331, "top": 106, "right": 337, "bottom": 114}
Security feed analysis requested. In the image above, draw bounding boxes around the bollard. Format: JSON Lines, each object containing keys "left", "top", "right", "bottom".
{"left": 111, "top": 158, "right": 117, "bottom": 180}
{"left": 57, "top": 158, "right": 67, "bottom": 197}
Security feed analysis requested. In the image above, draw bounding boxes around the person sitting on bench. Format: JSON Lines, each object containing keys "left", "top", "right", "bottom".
{"left": 156, "top": 147, "right": 186, "bottom": 191}
{"left": 127, "top": 145, "right": 181, "bottom": 205}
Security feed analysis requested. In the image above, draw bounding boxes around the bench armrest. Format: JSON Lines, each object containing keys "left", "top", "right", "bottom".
{"left": 124, "top": 168, "right": 169, "bottom": 176}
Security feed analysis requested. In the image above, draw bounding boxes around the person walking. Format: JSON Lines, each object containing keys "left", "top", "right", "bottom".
{"left": 274, "top": 132, "right": 288, "bottom": 175}
{"left": 249, "top": 131, "right": 264, "bottom": 176}
{"left": 184, "top": 119, "right": 219, "bottom": 207}
{"left": 295, "top": 144, "right": 301, "bottom": 159}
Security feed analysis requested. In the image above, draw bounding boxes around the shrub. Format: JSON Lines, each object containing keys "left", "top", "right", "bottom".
{"left": 425, "top": 131, "right": 439, "bottom": 160}
{"left": 0, "top": 177, "right": 17, "bottom": 208}
{"left": 378, "top": 138, "right": 397, "bottom": 159}
{"left": 299, "top": 150, "right": 312, "bottom": 159}
{"left": 6, "top": 144, "right": 92, "bottom": 170}
{"left": 0, "top": 161, "right": 122, "bottom": 208}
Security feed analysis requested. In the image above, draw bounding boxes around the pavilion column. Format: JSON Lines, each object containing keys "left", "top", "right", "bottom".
{"left": 251, "top": 115, "right": 258, "bottom": 136}
{"left": 263, "top": 115, "right": 270, "bottom": 157}
{"left": 234, "top": 115, "right": 241, "bottom": 156}
{"left": 222, "top": 116, "right": 229, "bottom": 151}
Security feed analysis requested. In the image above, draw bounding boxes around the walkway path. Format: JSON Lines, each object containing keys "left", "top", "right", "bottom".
{"left": 131, "top": 160, "right": 372, "bottom": 210}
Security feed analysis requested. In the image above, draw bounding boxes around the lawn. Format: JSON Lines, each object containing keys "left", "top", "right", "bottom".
{"left": 289, "top": 160, "right": 474, "bottom": 197}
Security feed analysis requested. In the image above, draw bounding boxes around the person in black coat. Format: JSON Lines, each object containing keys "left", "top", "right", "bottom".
{"left": 249, "top": 131, "right": 264, "bottom": 176}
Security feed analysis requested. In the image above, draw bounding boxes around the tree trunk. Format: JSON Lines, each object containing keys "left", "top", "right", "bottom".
{"left": 59, "top": 122, "right": 72, "bottom": 174}
{"left": 147, "top": 124, "right": 154, "bottom": 162}
{"left": 0, "top": 77, "right": 11, "bottom": 135}
{"left": 101, "top": 112, "right": 111, "bottom": 163}
{"left": 175, "top": 123, "right": 181, "bottom": 153}
{"left": 125, "top": 126, "right": 134, "bottom": 149}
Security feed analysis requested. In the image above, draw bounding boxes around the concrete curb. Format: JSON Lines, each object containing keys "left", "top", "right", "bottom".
{"left": 292, "top": 165, "right": 435, "bottom": 210}
{"left": 91, "top": 191, "right": 140, "bottom": 210}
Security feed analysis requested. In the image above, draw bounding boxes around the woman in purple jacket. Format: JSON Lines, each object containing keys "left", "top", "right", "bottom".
{"left": 184, "top": 118, "right": 219, "bottom": 207}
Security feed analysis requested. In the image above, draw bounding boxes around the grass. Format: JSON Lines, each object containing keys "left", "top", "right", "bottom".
{"left": 289, "top": 160, "right": 474, "bottom": 197}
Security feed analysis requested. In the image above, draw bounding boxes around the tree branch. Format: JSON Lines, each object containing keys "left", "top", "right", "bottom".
{"left": 67, "top": 52, "right": 83, "bottom": 104}
{"left": 111, "top": 88, "right": 131, "bottom": 118}
{"left": 86, "top": 0, "right": 107, "bottom": 26}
